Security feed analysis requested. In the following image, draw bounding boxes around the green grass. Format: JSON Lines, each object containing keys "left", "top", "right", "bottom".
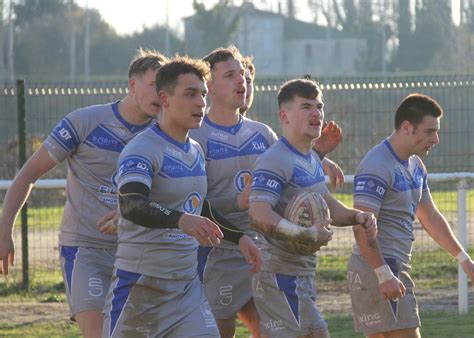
{"left": 0, "top": 310, "right": 472, "bottom": 337}
{"left": 4, "top": 189, "right": 472, "bottom": 231}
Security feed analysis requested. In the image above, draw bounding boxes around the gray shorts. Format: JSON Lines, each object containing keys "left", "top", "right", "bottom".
{"left": 198, "top": 246, "right": 253, "bottom": 319}
{"left": 59, "top": 246, "right": 116, "bottom": 319}
{"left": 102, "top": 268, "right": 219, "bottom": 338}
{"left": 347, "top": 254, "right": 420, "bottom": 335}
{"left": 252, "top": 271, "right": 328, "bottom": 337}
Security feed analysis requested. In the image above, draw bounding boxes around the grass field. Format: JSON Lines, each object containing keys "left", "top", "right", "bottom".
{"left": 10, "top": 189, "right": 473, "bottom": 230}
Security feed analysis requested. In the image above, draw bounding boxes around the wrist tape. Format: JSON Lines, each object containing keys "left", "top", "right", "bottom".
{"left": 374, "top": 264, "right": 394, "bottom": 284}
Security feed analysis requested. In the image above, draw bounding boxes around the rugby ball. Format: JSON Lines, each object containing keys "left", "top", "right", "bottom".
{"left": 284, "top": 190, "right": 330, "bottom": 228}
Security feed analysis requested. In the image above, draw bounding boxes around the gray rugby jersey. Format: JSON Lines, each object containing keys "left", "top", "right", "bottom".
{"left": 352, "top": 139, "right": 430, "bottom": 263}
{"left": 115, "top": 124, "right": 207, "bottom": 280}
{"left": 43, "top": 102, "right": 152, "bottom": 248}
{"left": 189, "top": 115, "right": 277, "bottom": 248}
{"left": 250, "top": 137, "right": 329, "bottom": 276}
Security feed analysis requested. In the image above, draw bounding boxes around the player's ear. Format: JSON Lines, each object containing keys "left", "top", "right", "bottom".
{"left": 400, "top": 120, "right": 413, "bottom": 135}
{"left": 158, "top": 90, "right": 169, "bottom": 108}
{"left": 128, "top": 77, "right": 136, "bottom": 95}
{"left": 279, "top": 108, "right": 289, "bottom": 124}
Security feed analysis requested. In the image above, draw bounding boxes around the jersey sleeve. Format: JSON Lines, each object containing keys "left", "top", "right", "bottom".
{"left": 117, "top": 143, "right": 157, "bottom": 190}
{"left": 419, "top": 159, "right": 431, "bottom": 203}
{"left": 43, "top": 109, "right": 86, "bottom": 163}
{"left": 353, "top": 158, "right": 391, "bottom": 213}
{"left": 250, "top": 149, "right": 290, "bottom": 207}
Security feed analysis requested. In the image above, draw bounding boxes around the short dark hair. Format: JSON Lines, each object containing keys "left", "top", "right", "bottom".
{"left": 242, "top": 56, "right": 256, "bottom": 78}
{"left": 277, "top": 79, "right": 321, "bottom": 108}
{"left": 128, "top": 48, "right": 168, "bottom": 79}
{"left": 203, "top": 45, "right": 243, "bottom": 70}
{"left": 155, "top": 56, "right": 210, "bottom": 94}
{"left": 394, "top": 93, "right": 444, "bottom": 130}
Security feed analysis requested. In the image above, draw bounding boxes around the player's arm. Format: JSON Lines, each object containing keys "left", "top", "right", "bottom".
{"left": 0, "top": 145, "right": 57, "bottom": 276}
{"left": 417, "top": 194, "right": 474, "bottom": 283}
{"left": 119, "top": 182, "right": 258, "bottom": 248}
{"left": 322, "top": 157, "right": 344, "bottom": 191}
{"left": 248, "top": 201, "right": 332, "bottom": 252}
{"left": 352, "top": 204, "right": 406, "bottom": 300}
{"left": 323, "top": 193, "right": 376, "bottom": 229}
{"left": 313, "top": 120, "right": 342, "bottom": 158}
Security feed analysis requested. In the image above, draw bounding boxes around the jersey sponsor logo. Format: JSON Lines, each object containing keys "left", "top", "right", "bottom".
{"left": 252, "top": 171, "right": 284, "bottom": 197}
{"left": 88, "top": 277, "right": 103, "bottom": 297}
{"left": 358, "top": 312, "right": 382, "bottom": 326}
{"left": 99, "top": 172, "right": 117, "bottom": 195}
{"left": 51, "top": 118, "right": 79, "bottom": 151}
{"left": 118, "top": 156, "right": 153, "bottom": 179}
{"left": 347, "top": 270, "right": 363, "bottom": 291}
{"left": 354, "top": 175, "right": 388, "bottom": 201}
{"left": 85, "top": 126, "right": 125, "bottom": 153}
{"left": 264, "top": 319, "right": 285, "bottom": 332}
{"left": 161, "top": 154, "right": 206, "bottom": 178}
{"left": 99, "top": 196, "right": 117, "bottom": 205}
{"left": 163, "top": 232, "right": 191, "bottom": 240}
{"left": 183, "top": 192, "right": 202, "bottom": 214}
{"left": 291, "top": 164, "right": 325, "bottom": 187}
{"left": 207, "top": 133, "right": 269, "bottom": 160}
{"left": 210, "top": 130, "right": 229, "bottom": 141}
{"left": 219, "top": 285, "right": 233, "bottom": 306}
{"left": 234, "top": 170, "right": 252, "bottom": 192}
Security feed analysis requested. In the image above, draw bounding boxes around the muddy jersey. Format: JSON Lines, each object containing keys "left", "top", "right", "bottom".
{"left": 115, "top": 124, "right": 207, "bottom": 280}
{"left": 189, "top": 115, "right": 277, "bottom": 249}
{"left": 43, "top": 102, "right": 152, "bottom": 248}
{"left": 352, "top": 139, "right": 430, "bottom": 263}
{"left": 250, "top": 137, "right": 329, "bottom": 276}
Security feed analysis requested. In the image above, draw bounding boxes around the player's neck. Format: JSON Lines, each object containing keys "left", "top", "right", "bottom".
{"left": 387, "top": 133, "right": 412, "bottom": 160}
{"left": 157, "top": 116, "right": 188, "bottom": 144}
{"left": 207, "top": 104, "right": 240, "bottom": 126}
{"left": 283, "top": 133, "right": 312, "bottom": 155}
{"left": 119, "top": 97, "right": 153, "bottom": 125}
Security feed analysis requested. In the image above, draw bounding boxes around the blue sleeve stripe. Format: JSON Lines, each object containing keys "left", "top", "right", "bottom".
{"left": 120, "top": 155, "right": 153, "bottom": 169}
{"left": 252, "top": 186, "right": 280, "bottom": 198}
{"left": 253, "top": 169, "right": 286, "bottom": 182}
{"left": 353, "top": 191, "right": 384, "bottom": 202}
{"left": 63, "top": 117, "right": 80, "bottom": 145}
{"left": 49, "top": 133, "right": 72, "bottom": 152}
{"left": 355, "top": 173, "right": 389, "bottom": 187}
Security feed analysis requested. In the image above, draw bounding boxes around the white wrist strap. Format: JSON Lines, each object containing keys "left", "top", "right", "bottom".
{"left": 276, "top": 219, "right": 307, "bottom": 238}
{"left": 456, "top": 250, "right": 470, "bottom": 264}
{"left": 374, "top": 264, "right": 394, "bottom": 284}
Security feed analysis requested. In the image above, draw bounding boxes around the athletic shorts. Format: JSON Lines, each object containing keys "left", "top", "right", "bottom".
{"left": 102, "top": 268, "right": 219, "bottom": 338}
{"left": 252, "top": 271, "right": 328, "bottom": 337}
{"left": 347, "top": 254, "right": 420, "bottom": 336}
{"left": 59, "top": 246, "right": 116, "bottom": 319}
{"left": 198, "top": 246, "right": 253, "bottom": 319}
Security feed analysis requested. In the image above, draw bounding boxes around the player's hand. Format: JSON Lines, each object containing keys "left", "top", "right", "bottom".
{"left": 311, "top": 219, "right": 333, "bottom": 249}
{"left": 313, "top": 120, "right": 342, "bottom": 156}
{"left": 238, "top": 235, "right": 261, "bottom": 274}
{"left": 237, "top": 182, "right": 251, "bottom": 210}
{"left": 355, "top": 212, "right": 377, "bottom": 232}
{"left": 460, "top": 259, "right": 474, "bottom": 284}
{"left": 96, "top": 209, "right": 119, "bottom": 235}
{"left": 290, "top": 220, "right": 333, "bottom": 255}
{"left": 379, "top": 276, "right": 406, "bottom": 301}
{"left": 178, "top": 214, "right": 224, "bottom": 246}
{"left": 0, "top": 232, "right": 15, "bottom": 277}
{"left": 322, "top": 157, "right": 344, "bottom": 191}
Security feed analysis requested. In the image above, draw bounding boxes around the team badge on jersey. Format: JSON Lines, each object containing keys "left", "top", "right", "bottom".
{"left": 183, "top": 192, "right": 203, "bottom": 214}
{"left": 234, "top": 170, "right": 252, "bottom": 192}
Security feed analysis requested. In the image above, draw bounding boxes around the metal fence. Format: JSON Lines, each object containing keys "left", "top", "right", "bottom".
{"left": 0, "top": 75, "right": 473, "bottom": 306}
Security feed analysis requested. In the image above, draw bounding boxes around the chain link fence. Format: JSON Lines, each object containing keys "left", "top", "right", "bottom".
{"left": 0, "top": 75, "right": 473, "bottom": 300}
